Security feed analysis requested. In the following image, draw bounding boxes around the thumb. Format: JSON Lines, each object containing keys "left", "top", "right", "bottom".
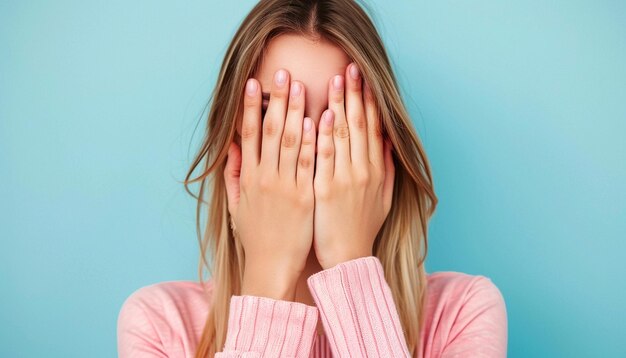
{"left": 223, "top": 141, "right": 242, "bottom": 217}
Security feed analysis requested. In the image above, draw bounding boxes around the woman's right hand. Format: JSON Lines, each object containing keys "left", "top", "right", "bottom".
{"left": 223, "top": 69, "right": 317, "bottom": 301}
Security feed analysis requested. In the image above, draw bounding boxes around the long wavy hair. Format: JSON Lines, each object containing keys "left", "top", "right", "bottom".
{"left": 183, "top": 0, "right": 438, "bottom": 356}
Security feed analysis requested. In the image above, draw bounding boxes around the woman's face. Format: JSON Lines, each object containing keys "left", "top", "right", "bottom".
{"left": 237, "top": 33, "right": 351, "bottom": 137}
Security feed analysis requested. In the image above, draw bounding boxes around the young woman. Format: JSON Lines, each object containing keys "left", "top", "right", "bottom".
{"left": 117, "top": 1, "right": 507, "bottom": 357}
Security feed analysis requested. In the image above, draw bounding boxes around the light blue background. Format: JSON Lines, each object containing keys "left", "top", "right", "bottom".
{"left": 1, "top": 1, "right": 624, "bottom": 357}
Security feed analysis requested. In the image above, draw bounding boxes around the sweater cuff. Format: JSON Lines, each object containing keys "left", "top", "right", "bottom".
{"left": 306, "top": 255, "right": 410, "bottom": 357}
{"left": 221, "top": 295, "right": 319, "bottom": 357}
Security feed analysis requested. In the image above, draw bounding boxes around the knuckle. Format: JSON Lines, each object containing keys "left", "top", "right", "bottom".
{"left": 336, "top": 175, "right": 351, "bottom": 188}
{"left": 240, "top": 173, "right": 252, "bottom": 189}
{"left": 354, "top": 170, "right": 370, "bottom": 186}
{"left": 299, "top": 155, "right": 312, "bottom": 169}
{"left": 257, "top": 173, "right": 273, "bottom": 192}
{"left": 296, "top": 191, "right": 313, "bottom": 207}
{"left": 352, "top": 115, "right": 367, "bottom": 130}
{"left": 334, "top": 125, "right": 350, "bottom": 139}
{"left": 370, "top": 164, "right": 384, "bottom": 181}
{"left": 319, "top": 146, "right": 334, "bottom": 159}
{"left": 349, "top": 84, "right": 362, "bottom": 94}
{"left": 241, "top": 122, "right": 257, "bottom": 140}
{"left": 305, "top": 195, "right": 315, "bottom": 208}
{"left": 271, "top": 89, "right": 288, "bottom": 101}
{"left": 322, "top": 123, "right": 334, "bottom": 136}
{"left": 371, "top": 121, "right": 384, "bottom": 140}
{"left": 263, "top": 119, "right": 278, "bottom": 137}
{"left": 288, "top": 97, "right": 303, "bottom": 111}
{"left": 301, "top": 135, "right": 314, "bottom": 146}
{"left": 330, "top": 94, "right": 344, "bottom": 105}
{"left": 281, "top": 131, "right": 298, "bottom": 148}
{"left": 243, "top": 95, "right": 260, "bottom": 109}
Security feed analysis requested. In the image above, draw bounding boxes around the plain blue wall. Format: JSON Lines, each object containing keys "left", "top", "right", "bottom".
{"left": 1, "top": 1, "right": 624, "bottom": 356}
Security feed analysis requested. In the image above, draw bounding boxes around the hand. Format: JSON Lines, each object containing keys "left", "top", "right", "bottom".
{"left": 312, "top": 63, "right": 395, "bottom": 270}
{"left": 223, "top": 69, "right": 317, "bottom": 300}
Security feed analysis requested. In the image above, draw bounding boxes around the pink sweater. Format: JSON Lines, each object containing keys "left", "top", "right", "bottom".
{"left": 117, "top": 256, "right": 507, "bottom": 357}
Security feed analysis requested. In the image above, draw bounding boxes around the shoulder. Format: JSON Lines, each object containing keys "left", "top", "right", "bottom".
{"left": 119, "top": 279, "right": 213, "bottom": 311}
{"left": 421, "top": 271, "right": 508, "bottom": 356}
{"left": 424, "top": 270, "right": 507, "bottom": 319}
{"left": 117, "top": 279, "right": 215, "bottom": 353}
{"left": 426, "top": 271, "right": 505, "bottom": 305}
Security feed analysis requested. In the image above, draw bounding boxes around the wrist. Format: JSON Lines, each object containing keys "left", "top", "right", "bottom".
{"left": 242, "top": 262, "right": 301, "bottom": 301}
{"left": 322, "top": 251, "right": 373, "bottom": 270}
{"left": 241, "top": 282, "right": 297, "bottom": 301}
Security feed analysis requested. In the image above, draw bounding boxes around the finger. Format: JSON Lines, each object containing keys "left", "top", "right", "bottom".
{"left": 364, "top": 80, "right": 384, "bottom": 171}
{"left": 241, "top": 78, "right": 262, "bottom": 173}
{"left": 315, "top": 109, "right": 335, "bottom": 181}
{"left": 296, "top": 116, "right": 316, "bottom": 189}
{"left": 260, "top": 69, "right": 290, "bottom": 171}
{"left": 224, "top": 141, "right": 242, "bottom": 216}
{"left": 345, "top": 62, "right": 369, "bottom": 168}
{"left": 279, "top": 81, "right": 305, "bottom": 181}
{"left": 382, "top": 139, "right": 395, "bottom": 216}
{"left": 328, "top": 74, "right": 350, "bottom": 174}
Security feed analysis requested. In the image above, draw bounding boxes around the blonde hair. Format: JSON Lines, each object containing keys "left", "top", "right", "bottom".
{"left": 183, "top": 0, "right": 438, "bottom": 356}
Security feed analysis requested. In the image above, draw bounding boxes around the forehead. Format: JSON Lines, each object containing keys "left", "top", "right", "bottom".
{"left": 255, "top": 33, "right": 351, "bottom": 107}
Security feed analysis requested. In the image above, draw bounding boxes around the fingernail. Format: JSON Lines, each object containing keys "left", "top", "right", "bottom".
{"left": 246, "top": 79, "right": 257, "bottom": 96}
{"left": 290, "top": 82, "right": 301, "bottom": 97}
{"left": 275, "top": 69, "right": 287, "bottom": 86}
{"left": 333, "top": 75, "right": 344, "bottom": 90}
{"left": 303, "top": 117, "right": 312, "bottom": 132}
{"left": 324, "top": 109, "right": 334, "bottom": 124}
{"left": 349, "top": 63, "right": 360, "bottom": 80}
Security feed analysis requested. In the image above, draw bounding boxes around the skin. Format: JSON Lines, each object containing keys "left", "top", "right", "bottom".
{"left": 224, "top": 34, "right": 395, "bottom": 334}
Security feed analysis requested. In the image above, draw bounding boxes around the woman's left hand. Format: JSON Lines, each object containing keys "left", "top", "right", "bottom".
{"left": 313, "top": 62, "right": 395, "bottom": 270}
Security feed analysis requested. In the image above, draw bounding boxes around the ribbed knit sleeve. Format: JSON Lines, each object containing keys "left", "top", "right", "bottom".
{"left": 215, "top": 295, "right": 320, "bottom": 358}
{"left": 306, "top": 256, "right": 411, "bottom": 358}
